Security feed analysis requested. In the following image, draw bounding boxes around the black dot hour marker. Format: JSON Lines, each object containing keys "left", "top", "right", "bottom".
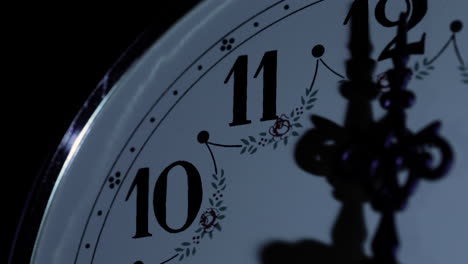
{"left": 451, "top": 20, "right": 463, "bottom": 33}
{"left": 284, "top": 5, "right": 290, "bottom": 10}
{"left": 116, "top": 179, "right": 121, "bottom": 185}
{"left": 130, "top": 147, "right": 136, "bottom": 152}
{"left": 110, "top": 183, "right": 115, "bottom": 189}
{"left": 115, "top": 171, "right": 121, "bottom": 177}
{"left": 197, "top": 131, "right": 210, "bottom": 143}
{"left": 150, "top": 117, "right": 155, "bottom": 123}
{"left": 85, "top": 244, "right": 90, "bottom": 249}
{"left": 198, "top": 65, "right": 203, "bottom": 70}
{"left": 197, "top": 130, "right": 242, "bottom": 174}
{"left": 312, "top": 45, "right": 325, "bottom": 58}
{"left": 173, "top": 90, "right": 178, "bottom": 95}
{"left": 254, "top": 22, "right": 259, "bottom": 27}
{"left": 134, "top": 261, "right": 144, "bottom": 264}
{"left": 97, "top": 210, "right": 102, "bottom": 216}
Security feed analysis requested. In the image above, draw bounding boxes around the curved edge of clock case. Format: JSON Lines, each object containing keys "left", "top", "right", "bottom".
{"left": 7, "top": 2, "right": 202, "bottom": 263}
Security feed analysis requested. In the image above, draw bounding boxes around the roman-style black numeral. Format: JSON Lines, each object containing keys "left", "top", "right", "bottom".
{"left": 125, "top": 161, "right": 203, "bottom": 238}
{"left": 224, "top": 51, "right": 278, "bottom": 126}
{"left": 125, "top": 168, "right": 152, "bottom": 238}
{"left": 254, "top": 50, "right": 278, "bottom": 122}
{"left": 225, "top": 55, "right": 251, "bottom": 126}
{"left": 153, "top": 161, "right": 203, "bottom": 233}
{"left": 375, "top": 0, "right": 427, "bottom": 61}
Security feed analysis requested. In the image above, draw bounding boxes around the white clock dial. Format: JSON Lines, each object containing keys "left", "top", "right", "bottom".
{"left": 15, "top": 0, "right": 468, "bottom": 263}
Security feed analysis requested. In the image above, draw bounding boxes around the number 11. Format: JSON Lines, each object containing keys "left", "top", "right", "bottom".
{"left": 224, "top": 50, "right": 278, "bottom": 126}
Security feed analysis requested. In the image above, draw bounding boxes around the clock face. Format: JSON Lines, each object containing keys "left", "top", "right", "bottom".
{"left": 24, "top": 0, "right": 467, "bottom": 263}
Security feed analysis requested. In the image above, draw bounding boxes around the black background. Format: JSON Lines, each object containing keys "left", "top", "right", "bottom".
{"left": 6, "top": 2, "right": 201, "bottom": 262}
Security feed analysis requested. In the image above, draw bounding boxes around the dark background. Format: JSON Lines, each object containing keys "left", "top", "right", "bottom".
{"left": 6, "top": 2, "right": 201, "bottom": 262}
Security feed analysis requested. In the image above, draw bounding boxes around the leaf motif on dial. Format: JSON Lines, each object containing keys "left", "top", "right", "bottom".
{"left": 240, "top": 147, "right": 246, "bottom": 154}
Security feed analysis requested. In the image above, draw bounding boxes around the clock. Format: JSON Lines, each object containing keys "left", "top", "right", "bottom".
{"left": 10, "top": 0, "right": 468, "bottom": 263}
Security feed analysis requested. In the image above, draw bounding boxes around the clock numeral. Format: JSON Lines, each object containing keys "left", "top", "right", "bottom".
{"left": 125, "top": 168, "right": 153, "bottom": 238}
{"left": 225, "top": 55, "right": 251, "bottom": 126}
{"left": 255, "top": 50, "right": 278, "bottom": 122}
{"left": 225, "top": 50, "right": 278, "bottom": 126}
{"left": 154, "top": 161, "right": 203, "bottom": 233}
{"left": 344, "top": 0, "right": 427, "bottom": 61}
{"left": 125, "top": 161, "right": 203, "bottom": 238}
{"left": 375, "top": 0, "right": 427, "bottom": 61}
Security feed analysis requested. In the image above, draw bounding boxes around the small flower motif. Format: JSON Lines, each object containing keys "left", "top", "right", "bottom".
{"left": 258, "top": 137, "right": 268, "bottom": 147}
{"left": 220, "top": 38, "right": 235, "bottom": 51}
{"left": 212, "top": 190, "right": 223, "bottom": 200}
{"left": 269, "top": 114, "right": 292, "bottom": 140}
{"left": 199, "top": 208, "right": 220, "bottom": 232}
{"left": 192, "top": 235, "right": 201, "bottom": 244}
{"left": 295, "top": 106, "right": 304, "bottom": 116}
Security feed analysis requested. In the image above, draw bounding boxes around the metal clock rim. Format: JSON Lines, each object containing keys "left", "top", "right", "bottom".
{"left": 7, "top": 3, "right": 203, "bottom": 263}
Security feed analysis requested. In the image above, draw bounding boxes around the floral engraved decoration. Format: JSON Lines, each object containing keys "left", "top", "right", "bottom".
{"left": 174, "top": 169, "right": 227, "bottom": 261}
{"left": 411, "top": 20, "right": 467, "bottom": 84}
{"left": 239, "top": 88, "right": 317, "bottom": 154}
